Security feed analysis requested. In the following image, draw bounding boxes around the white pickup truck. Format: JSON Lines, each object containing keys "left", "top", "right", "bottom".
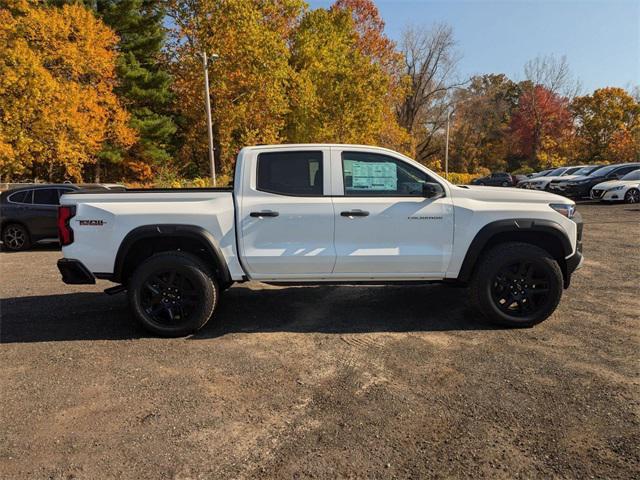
{"left": 57, "top": 144, "right": 583, "bottom": 336}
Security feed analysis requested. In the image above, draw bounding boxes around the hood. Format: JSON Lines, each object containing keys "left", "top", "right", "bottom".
{"left": 592, "top": 180, "right": 639, "bottom": 190}
{"left": 527, "top": 175, "right": 567, "bottom": 183}
{"left": 562, "top": 174, "right": 599, "bottom": 184}
{"left": 592, "top": 180, "right": 619, "bottom": 190}
{"left": 452, "top": 185, "right": 572, "bottom": 204}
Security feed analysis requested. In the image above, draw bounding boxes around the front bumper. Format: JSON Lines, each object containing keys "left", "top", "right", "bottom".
{"left": 563, "top": 213, "right": 583, "bottom": 287}
{"left": 562, "top": 184, "right": 591, "bottom": 198}
{"left": 601, "top": 190, "right": 624, "bottom": 201}
{"left": 57, "top": 258, "right": 96, "bottom": 285}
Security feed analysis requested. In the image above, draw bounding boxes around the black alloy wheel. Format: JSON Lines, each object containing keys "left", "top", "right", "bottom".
{"left": 140, "top": 270, "right": 200, "bottom": 327}
{"left": 490, "top": 261, "right": 552, "bottom": 318}
{"left": 469, "top": 242, "right": 563, "bottom": 327}
{"left": 128, "top": 251, "right": 218, "bottom": 337}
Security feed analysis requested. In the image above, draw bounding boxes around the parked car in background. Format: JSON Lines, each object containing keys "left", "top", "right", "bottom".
{"left": 557, "top": 163, "right": 640, "bottom": 199}
{"left": 470, "top": 172, "right": 515, "bottom": 186}
{"left": 517, "top": 166, "right": 587, "bottom": 190}
{"left": 590, "top": 169, "right": 640, "bottom": 203}
{"left": 1, "top": 183, "right": 122, "bottom": 251}
{"left": 529, "top": 169, "right": 553, "bottom": 178}
{"left": 546, "top": 165, "right": 605, "bottom": 193}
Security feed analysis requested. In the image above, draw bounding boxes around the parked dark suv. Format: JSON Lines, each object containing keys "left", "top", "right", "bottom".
{"left": 470, "top": 172, "right": 514, "bottom": 187}
{"left": 560, "top": 163, "right": 640, "bottom": 199}
{"left": 0, "top": 184, "right": 121, "bottom": 251}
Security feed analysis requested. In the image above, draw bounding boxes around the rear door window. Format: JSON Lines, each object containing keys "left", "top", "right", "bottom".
{"left": 33, "top": 188, "right": 60, "bottom": 205}
{"left": 8, "top": 190, "right": 33, "bottom": 204}
{"left": 257, "top": 151, "right": 323, "bottom": 196}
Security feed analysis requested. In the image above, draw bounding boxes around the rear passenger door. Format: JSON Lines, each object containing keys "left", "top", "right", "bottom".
{"left": 237, "top": 148, "right": 336, "bottom": 280}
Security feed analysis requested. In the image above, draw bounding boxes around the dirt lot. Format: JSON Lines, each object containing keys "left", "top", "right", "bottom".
{"left": 0, "top": 202, "right": 638, "bottom": 479}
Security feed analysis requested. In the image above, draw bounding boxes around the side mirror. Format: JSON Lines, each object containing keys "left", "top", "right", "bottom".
{"left": 422, "top": 182, "right": 444, "bottom": 199}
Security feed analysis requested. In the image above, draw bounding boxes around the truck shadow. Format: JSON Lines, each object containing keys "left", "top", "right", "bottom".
{"left": 1, "top": 284, "right": 499, "bottom": 344}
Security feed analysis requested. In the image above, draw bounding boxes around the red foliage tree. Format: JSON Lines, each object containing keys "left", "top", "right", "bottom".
{"left": 510, "top": 84, "right": 573, "bottom": 166}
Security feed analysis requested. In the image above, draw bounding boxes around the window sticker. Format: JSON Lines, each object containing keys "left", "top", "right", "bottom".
{"left": 347, "top": 161, "right": 397, "bottom": 191}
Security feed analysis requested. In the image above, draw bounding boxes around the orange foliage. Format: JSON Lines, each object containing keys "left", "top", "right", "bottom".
{"left": 0, "top": 2, "right": 135, "bottom": 181}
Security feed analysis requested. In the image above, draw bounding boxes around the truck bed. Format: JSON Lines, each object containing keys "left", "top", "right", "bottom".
{"left": 59, "top": 188, "right": 243, "bottom": 279}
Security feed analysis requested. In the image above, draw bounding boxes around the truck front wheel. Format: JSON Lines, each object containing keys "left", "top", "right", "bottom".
{"left": 469, "top": 242, "right": 563, "bottom": 327}
{"left": 128, "top": 252, "right": 218, "bottom": 337}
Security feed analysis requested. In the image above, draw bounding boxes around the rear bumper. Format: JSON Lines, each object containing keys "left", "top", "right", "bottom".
{"left": 57, "top": 258, "right": 96, "bottom": 285}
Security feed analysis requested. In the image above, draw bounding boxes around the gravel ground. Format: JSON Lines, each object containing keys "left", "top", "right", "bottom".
{"left": 1, "top": 202, "right": 638, "bottom": 479}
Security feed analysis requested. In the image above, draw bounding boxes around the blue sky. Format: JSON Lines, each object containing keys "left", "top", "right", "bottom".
{"left": 308, "top": 0, "right": 639, "bottom": 93}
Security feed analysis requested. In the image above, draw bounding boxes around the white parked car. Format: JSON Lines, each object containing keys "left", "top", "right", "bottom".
{"left": 518, "top": 166, "right": 587, "bottom": 190}
{"left": 590, "top": 169, "right": 640, "bottom": 203}
{"left": 56, "top": 144, "right": 583, "bottom": 336}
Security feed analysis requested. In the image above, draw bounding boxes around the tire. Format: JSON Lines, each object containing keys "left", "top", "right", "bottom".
{"left": 469, "top": 242, "right": 563, "bottom": 328}
{"left": 624, "top": 188, "right": 640, "bottom": 204}
{"left": 128, "top": 251, "right": 219, "bottom": 337}
{"left": 501, "top": 181, "right": 510, "bottom": 187}
{"left": 2, "top": 223, "right": 31, "bottom": 251}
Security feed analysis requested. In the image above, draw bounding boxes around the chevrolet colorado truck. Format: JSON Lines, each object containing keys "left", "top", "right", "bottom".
{"left": 57, "top": 144, "right": 583, "bottom": 336}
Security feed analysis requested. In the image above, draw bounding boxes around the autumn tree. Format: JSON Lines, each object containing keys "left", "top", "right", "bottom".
{"left": 0, "top": 1, "right": 135, "bottom": 181}
{"left": 523, "top": 54, "right": 581, "bottom": 98}
{"left": 49, "top": 0, "right": 177, "bottom": 181}
{"left": 166, "top": 0, "right": 305, "bottom": 178}
{"left": 446, "top": 74, "right": 519, "bottom": 173}
{"left": 509, "top": 84, "right": 573, "bottom": 168}
{"left": 287, "top": 3, "right": 409, "bottom": 151}
{"left": 396, "top": 23, "right": 462, "bottom": 164}
{"left": 571, "top": 87, "right": 640, "bottom": 162}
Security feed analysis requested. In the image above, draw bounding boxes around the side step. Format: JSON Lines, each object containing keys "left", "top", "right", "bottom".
{"left": 104, "top": 285, "right": 126, "bottom": 295}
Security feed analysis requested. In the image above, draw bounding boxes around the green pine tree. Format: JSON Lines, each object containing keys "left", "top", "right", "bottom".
{"left": 48, "top": 0, "right": 176, "bottom": 179}
{"left": 97, "top": 0, "right": 176, "bottom": 175}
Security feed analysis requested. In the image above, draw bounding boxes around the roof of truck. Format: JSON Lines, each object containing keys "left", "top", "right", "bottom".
{"left": 242, "top": 144, "right": 404, "bottom": 153}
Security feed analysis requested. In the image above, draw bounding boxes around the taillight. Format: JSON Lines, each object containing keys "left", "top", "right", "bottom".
{"left": 57, "top": 205, "right": 76, "bottom": 246}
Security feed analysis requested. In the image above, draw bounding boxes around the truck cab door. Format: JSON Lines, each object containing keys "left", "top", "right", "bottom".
{"left": 330, "top": 148, "right": 454, "bottom": 278}
{"left": 237, "top": 147, "right": 336, "bottom": 280}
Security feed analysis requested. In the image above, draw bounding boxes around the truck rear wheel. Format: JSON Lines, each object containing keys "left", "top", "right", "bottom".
{"left": 128, "top": 252, "right": 218, "bottom": 337}
{"left": 469, "top": 242, "right": 563, "bottom": 327}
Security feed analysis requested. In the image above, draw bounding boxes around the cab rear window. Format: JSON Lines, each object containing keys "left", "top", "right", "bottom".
{"left": 257, "top": 151, "right": 323, "bottom": 196}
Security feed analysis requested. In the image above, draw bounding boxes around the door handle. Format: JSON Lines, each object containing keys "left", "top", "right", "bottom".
{"left": 250, "top": 210, "right": 279, "bottom": 218}
{"left": 340, "top": 210, "right": 369, "bottom": 217}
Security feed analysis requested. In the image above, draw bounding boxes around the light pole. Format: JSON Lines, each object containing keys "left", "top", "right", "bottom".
{"left": 444, "top": 108, "right": 452, "bottom": 180}
{"left": 200, "top": 52, "right": 219, "bottom": 186}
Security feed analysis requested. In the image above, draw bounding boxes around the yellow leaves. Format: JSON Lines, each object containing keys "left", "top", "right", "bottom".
{"left": 169, "top": 0, "right": 305, "bottom": 172}
{"left": 571, "top": 87, "right": 640, "bottom": 162}
{"left": 0, "top": 2, "right": 134, "bottom": 181}
{"left": 286, "top": 6, "right": 408, "bottom": 149}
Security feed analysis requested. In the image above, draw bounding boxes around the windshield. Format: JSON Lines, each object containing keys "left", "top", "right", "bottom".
{"left": 563, "top": 166, "right": 584, "bottom": 175}
{"left": 590, "top": 164, "right": 618, "bottom": 176}
{"left": 621, "top": 169, "right": 640, "bottom": 181}
{"left": 548, "top": 167, "right": 568, "bottom": 176}
{"left": 572, "top": 165, "right": 601, "bottom": 176}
